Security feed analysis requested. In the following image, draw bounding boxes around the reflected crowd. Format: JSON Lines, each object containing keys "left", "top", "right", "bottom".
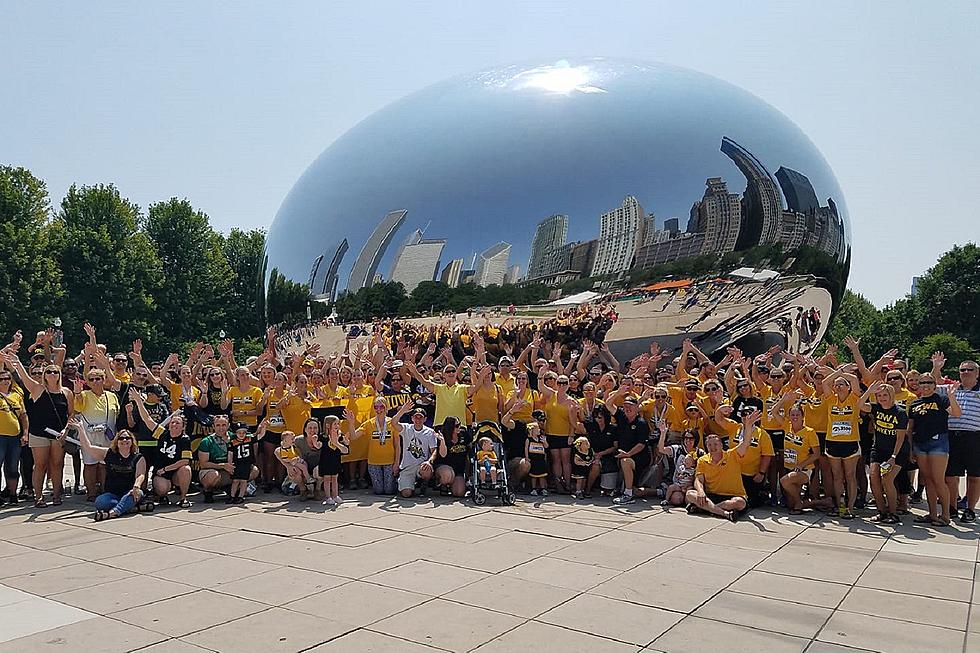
{"left": 0, "top": 314, "right": 977, "bottom": 529}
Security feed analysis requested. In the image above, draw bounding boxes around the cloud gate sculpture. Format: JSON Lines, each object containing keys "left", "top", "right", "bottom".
{"left": 262, "top": 58, "right": 851, "bottom": 359}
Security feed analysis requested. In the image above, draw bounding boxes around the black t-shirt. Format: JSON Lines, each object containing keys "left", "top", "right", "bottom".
{"left": 502, "top": 419, "right": 529, "bottom": 460}
{"left": 157, "top": 431, "right": 192, "bottom": 468}
{"left": 204, "top": 386, "right": 228, "bottom": 416}
{"left": 439, "top": 438, "right": 469, "bottom": 475}
{"left": 104, "top": 450, "right": 142, "bottom": 496}
{"left": 382, "top": 386, "right": 417, "bottom": 421}
{"left": 867, "top": 403, "right": 909, "bottom": 453}
{"left": 585, "top": 421, "right": 617, "bottom": 455}
{"left": 909, "top": 394, "right": 951, "bottom": 442}
{"left": 614, "top": 409, "right": 650, "bottom": 458}
{"left": 230, "top": 435, "right": 257, "bottom": 465}
{"left": 134, "top": 401, "right": 171, "bottom": 441}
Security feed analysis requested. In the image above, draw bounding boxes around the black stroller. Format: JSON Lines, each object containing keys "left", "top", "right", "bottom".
{"left": 469, "top": 421, "right": 516, "bottom": 506}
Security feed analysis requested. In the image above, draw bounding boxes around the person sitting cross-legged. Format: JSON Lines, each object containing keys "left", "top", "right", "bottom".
{"left": 686, "top": 409, "right": 761, "bottom": 522}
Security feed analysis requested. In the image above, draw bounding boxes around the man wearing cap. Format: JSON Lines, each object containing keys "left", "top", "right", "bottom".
{"left": 605, "top": 392, "right": 652, "bottom": 505}
{"left": 495, "top": 357, "right": 517, "bottom": 399}
{"left": 395, "top": 404, "right": 446, "bottom": 497}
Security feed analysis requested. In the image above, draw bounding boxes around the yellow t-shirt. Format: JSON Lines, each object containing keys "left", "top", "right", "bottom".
{"left": 469, "top": 384, "right": 500, "bottom": 424}
{"left": 168, "top": 381, "right": 201, "bottom": 412}
{"left": 277, "top": 445, "right": 299, "bottom": 461}
{"left": 319, "top": 384, "right": 349, "bottom": 408}
{"left": 433, "top": 383, "right": 469, "bottom": 426}
{"left": 800, "top": 387, "right": 828, "bottom": 433}
{"left": 476, "top": 449, "right": 498, "bottom": 465}
{"left": 0, "top": 392, "right": 24, "bottom": 437}
{"left": 228, "top": 386, "right": 264, "bottom": 427}
{"left": 507, "top": 388, "right": 538, "bottom": 422}
{"left": 281, "top": 393, "right": 312, "bottom": 435}
{"left": 344, "top": 385, "right": 376, "bottom": 462}
{"left": 695, "top": 449, "right": 746, "bottom": 497}
{"left": 782, "top": 426, "right": 820, "bottom": 470}
{"left": 264, "top": 388, "right": 287, "bottom": 432}
{"left": 893, "top": 388, "right": 916, "bottom": 415}
{"left": 826, "top": 394, "right": 861, "bottom": 443}
{"left": 495, "top": 373, "right": 516, "bottom": 399}
{"left": 74, "top": 390, "right": 120, "bottom": 431}
{"left": 759, "top": 384, "right": 784, "bottom": 431}
{"left": 356, "top": 417, "right": 398, "bottom": 466}
{"left": 729, "top": 426, "right": 775, "bottom": 477}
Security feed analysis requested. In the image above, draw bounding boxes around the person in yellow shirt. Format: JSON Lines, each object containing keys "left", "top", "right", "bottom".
{"left": 349, "top": 398, "right": 403, "bottom": 495}
{"left": 715, "top": 405, "right": 774, "bottom": 508}
{"left": 820, "top": 364, "right": 862, "bottom": 519}
{"left": 274, "top": 430, "right": 313, "bottom": 500}
{"left": 343, "top": 368, "right": 376, "bottom": 489}
{"left": 405, "top": 361, "right": 469, "bottom": 428}
{"left": 503, "top": 373, "right": 538, "bottom": 423}
{"left": 686, "top": 409, "right": 760, "bottom": 521}
{"left": 771, "top": 397, "right": 825, "bottom": 514}
{"left": 467, "top": 366, "right": 502, "bottom": 425}
{"left": 0, "top": 371, "right": 28, "bottom": 504}
{"left": 494, "top": 356, "right": 517, "bottom": 399}
{"left": 641, "top": 385, "right": 680, "bottom": 444}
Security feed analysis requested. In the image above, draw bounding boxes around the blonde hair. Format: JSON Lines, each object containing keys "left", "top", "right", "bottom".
{"left": 573, "top": 436, "right": 590, "bottom": 451}
{"left": 109, "top": 429, "right": 137, "bottom": 454}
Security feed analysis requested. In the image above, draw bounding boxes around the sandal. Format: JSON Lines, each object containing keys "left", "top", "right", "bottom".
{"left": 34, "top": 498, "right": 48, "bottom": 509}
{"left": 840, "top": 510, "right": 855, "bottom": 520}
{"left": 94, "top": 510, "right": 110, "bottom": 522}
{"left": 913, "top": 514, "right": 933, "bottom": 524}
{"left": 175, "top": 498, "right": 192, "bottom": 508}
{"left": 932, "top": 518, "right": 950, "bottom": 527}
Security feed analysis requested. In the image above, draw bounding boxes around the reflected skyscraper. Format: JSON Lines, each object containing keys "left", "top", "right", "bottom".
{"left": 527, "top": 214, "right": 569, "bottom": 280}
{"left": 690, "top": 177, "right": 742, "bottom": 254}
{"left": 476, "top": 242, "right": 511, "bottom": 287}
{"left": 440, "top": 258, "right": 464, "bottom": 288}
{"left": 347, "top": 209, "right": 407, "bottom": 292}
{"left": 775, "top": 167, "right": 820, "bottom": 214}
{"left": 721, "top": 137, "right": 784, "bottom": 250}
{"left": 591, "top": 196, "right": 646, "bottom": 276}
{"left": 390, "top": 233, "right": 446, "bottom": 294}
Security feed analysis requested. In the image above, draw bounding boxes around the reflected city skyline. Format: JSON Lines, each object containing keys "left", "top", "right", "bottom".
{"left": 263, "top": 58, "right": 851, "bottom": 357}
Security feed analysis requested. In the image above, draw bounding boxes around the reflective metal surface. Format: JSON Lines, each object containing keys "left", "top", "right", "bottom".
{"left": 263, "top": 58, "right": 851, "bottom": 358}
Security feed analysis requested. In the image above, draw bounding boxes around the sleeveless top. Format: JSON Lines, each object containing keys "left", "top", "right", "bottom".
{"left": 27, "top": 389, "right": 70, "bottom": 438}
{"left": 544, "top": 395, "right": 572, "bottom": 436}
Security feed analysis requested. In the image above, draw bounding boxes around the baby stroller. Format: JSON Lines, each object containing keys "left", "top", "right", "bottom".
{"left": 469, "top": 421, "right": 516, "bottom": 506}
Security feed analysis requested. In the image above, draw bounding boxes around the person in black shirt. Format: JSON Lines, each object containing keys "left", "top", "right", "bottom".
{"left": 128, "top": 385, "right": 170, "bottom": 475}
{"left": 434, "top": 417, "right": 468, "bottom": 497}
{"left": 229, "top": 421, "right": 267, "bottom": 504}
{"left": 909, "top": 378, "right": 961, "bottom": 526}
{"left": 585, "top": 406, "right": 619, "bottom": 496}
{"left": 606, "top": 396, "right": 651, "bottom": 505}
{"left": 130, "top": 389, "right": 193, "bottom": 508}
{"left": 860, "top": 382, "right": 909, "bottom": 523}
{"left": 500, "top": 402, "right": 533, "bottom": 491}
{"left": 72, "top": 420, "right": 148, "bottom": 521}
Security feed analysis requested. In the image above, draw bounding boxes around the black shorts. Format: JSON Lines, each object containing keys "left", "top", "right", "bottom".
{"left": 946, "top": 430, "right": 980, "bottom": 477}
{"left": 264, "top": 431, "right": 283, "bottom": 448}
{"left": 546, "top": 434, "right": 571, "bottom": 450}
{"left": 870, "top": 447, "right": 910, "bottom": 467}
{"left": 825, "top": 440, "right": 860, "bottom": 459}
{"left": 765, "top": 429, "right": 785, "bottom": 452}
{"left": 232, "top": 462, "right": 254, "bottom": 481}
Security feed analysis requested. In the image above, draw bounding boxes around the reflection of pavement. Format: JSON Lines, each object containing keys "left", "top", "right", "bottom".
{"left": 307, "top": 276, "right": 832, "bottom": 362}
{"left": 0, "top": 491, "right": 975, "bottom": 652}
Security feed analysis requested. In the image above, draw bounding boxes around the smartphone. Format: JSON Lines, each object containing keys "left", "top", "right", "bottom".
{"left": 53, "top": 330, "right": 63, "bottom": 347}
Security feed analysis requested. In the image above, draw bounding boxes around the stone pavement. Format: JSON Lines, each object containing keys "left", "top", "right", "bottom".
{"left": 0, "top": 492, "right": 977, "bottom": 653}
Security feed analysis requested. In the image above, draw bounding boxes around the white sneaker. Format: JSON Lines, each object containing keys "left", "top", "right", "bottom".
{"left": 333, "top": 496, "right": 343, "bottom": 505}
{"left": 323, "top": 497, "right": 336, "bottom": 506}
{"left": 530, "top": 489, "right": 539, "bottom": 496}
{"left": 541, "top": 489, "right": 549, "bottom": 497}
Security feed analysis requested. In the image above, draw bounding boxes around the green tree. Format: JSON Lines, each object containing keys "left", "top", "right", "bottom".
{"left": 825, "top": 290, "right": 883, "bottom": 358}
{"left": 221, "top": 228, "right": 266, "bottom": 339}
{"left": 51, "top": 184, "right": 163, "bottom": 354}
{"left": 911, "top": 243, "right": 980, "bottom": 349}
{"left": 410, "top": 281, "right": 452, "bottom": 313}
{"left": 144, "top": 198, "right": 234, "bottom": 351}
{"left": 907, "top": 333, "right": 977, "bottom": 375}
{"left": 0, "top": 166, "right": 62, "bottom": 338}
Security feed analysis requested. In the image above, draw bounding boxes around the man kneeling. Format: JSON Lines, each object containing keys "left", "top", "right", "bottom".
{"left": 686, "top": 410, "right": 761, "bottom": 522}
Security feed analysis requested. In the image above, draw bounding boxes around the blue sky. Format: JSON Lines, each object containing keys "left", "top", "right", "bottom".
{"left": 2, "top": 1, "right": 977, "bottom": 306}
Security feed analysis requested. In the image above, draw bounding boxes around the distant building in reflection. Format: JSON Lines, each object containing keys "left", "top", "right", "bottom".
{"left": 720, "top": 138, "right": 783, "bottom": 250}
{"left": 527, "top": 214, "right": 568, "bottom": 280}
{"left": 591, "top": 196, "right": 646, "bottom": 277}
{"left": 775, "top": 167, "right": 820, "bottom": 214}
{"left": 347, "top": 209, "right": 407, "bottom": 292}
{"left": 476, "top": 242, "right": 511, "bottom": 286}
{"left": 663, "top": 217, "right": 680, "bottom": 235}
{"left": 440, "top": 258, "right": 464, "bottom": 288}
{"left": 635, "top": 232, "right": 705, "bottom": 269}
{"left": 774, "top": 166, "right": 847, "bottom": 261}
{"left": 504, "top": 264, "right": 521, "bottom": 285}
{"left": 389, "top": 229, "right": 446, "bottom": 294}
{"left": 689, "top": 177, "right": 742, "bottom": 254}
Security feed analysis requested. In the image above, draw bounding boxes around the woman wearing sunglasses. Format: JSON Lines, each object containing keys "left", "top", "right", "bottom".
{"left": 2, "top": 353, "right": 73, "bottom": 507}
{"left": 70, "top": 419, "right": 151, "bottom": 521}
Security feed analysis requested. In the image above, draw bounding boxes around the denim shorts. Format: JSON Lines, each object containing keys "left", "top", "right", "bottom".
{"left": 912, "top": 433, "right": 949, "bottom": 456}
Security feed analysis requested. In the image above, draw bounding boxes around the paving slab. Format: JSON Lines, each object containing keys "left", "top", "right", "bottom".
{"left": 183, "top": 606, "right": 352, "bottom": 652}
{"left": 693, "top": 589, "right": 832, "bottom": 638}
{"left": 651, "top": 615, "right": 809, "bottom": 653}
{"left": 305, "top": 629, "right": 443, "bottom": 652}
{"left": 442, "top": 574, "right": 578, "bottom": 619}
{"left": 111, "top": 589, "right": 264, "bottom": 637}
{"left": 284, "top": 580, "right": 427, "bottom": 628}
{"left": 0, "top": 614, "right": 165, "bottom": 652}
{"left": 817, "top": 610, "right": 966, "bottom": 652}
{"left": 537, "top": 593, "right": 682, "bottom": 645}
{"left": 371, "top": 598, "right": 524, "bottom": 650}
{"left": 472, "top": 620, "right": 640, "bottom": 653}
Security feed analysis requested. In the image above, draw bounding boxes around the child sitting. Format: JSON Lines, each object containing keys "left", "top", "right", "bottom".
{"left": 275, "top": 430, "right": 315, "bottom": 500}
{"left": 475, "top": 436, "right": 498, "bottom": 486}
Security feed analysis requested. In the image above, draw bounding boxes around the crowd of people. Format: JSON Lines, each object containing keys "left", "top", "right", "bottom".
{"left": 0, "top": 314, "right": 977, "bottom": 528}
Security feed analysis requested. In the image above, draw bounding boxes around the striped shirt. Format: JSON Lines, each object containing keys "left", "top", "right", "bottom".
{"left": 942, "top": 383, "right": 980, "bottom": 431}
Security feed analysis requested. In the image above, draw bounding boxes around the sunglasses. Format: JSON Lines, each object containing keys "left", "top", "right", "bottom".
{"left": 116, "top": 436, "right": 133, "bottom": 442}
{"left": 44, "top": 370, "right": 60, "bottom": 375}
{"left": 886, "top": 376, "right": 902, "bottom": 381}
{"left": 0, "top": 377, "right": 11, "bottom": 382}
{"left": 960, "top": 368, "right": 978, "bottom": 373}
{"left": 919, "top": 380, "right": 936, "bottom": 385}
{"left": 88, "top": 377, "right": 104, "bottom": 382}
{"left": 210, "top": 372, "right": 224, "bottom": 376}
{"left": 557, "top": 380, "right": 569, "bottom": 385}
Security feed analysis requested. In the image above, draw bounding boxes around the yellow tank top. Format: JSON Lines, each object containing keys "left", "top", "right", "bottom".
{"left": 470, "top": 384, "right": 500, "bottom": 424}
{"left": 544, "top": 395, "right": 572, "bottom": 436}
{"left": 508, "top": 388, "right": 537, "bottom": 422}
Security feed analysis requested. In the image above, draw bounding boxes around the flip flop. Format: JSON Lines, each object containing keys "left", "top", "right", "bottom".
{"left": 913, "top": 514, "right": 933, "bottom": 524}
